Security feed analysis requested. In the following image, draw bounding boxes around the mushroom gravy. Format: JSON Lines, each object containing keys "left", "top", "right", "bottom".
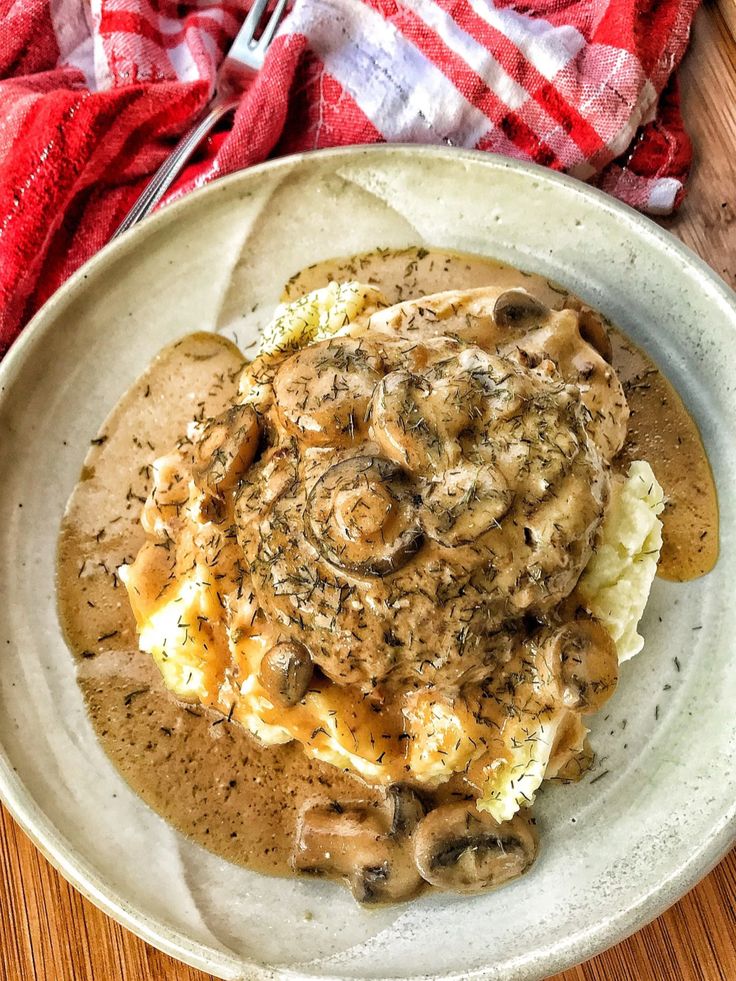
{"left": 57, "top": 248, "right": 718, "bottom": 897}
{"left": 285, "top": 249, "right": 718, "bottom": 582}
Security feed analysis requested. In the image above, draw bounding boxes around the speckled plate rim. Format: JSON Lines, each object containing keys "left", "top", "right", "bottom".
{"left": 0, "top": 144, "right": 734, "bottom": 981}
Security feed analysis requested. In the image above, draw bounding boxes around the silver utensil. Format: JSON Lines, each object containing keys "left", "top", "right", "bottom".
{"left": 114, "top": 0, "right": 289, "bottom": 238}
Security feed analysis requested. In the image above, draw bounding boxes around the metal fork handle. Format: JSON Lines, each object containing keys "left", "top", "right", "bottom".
{"left": 113, "top": 95, "right": 240, "bottom": 239}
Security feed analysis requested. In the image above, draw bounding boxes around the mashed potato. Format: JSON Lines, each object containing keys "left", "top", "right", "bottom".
{"left": 257, "top": 281, "right": 388, "bottom": 356}
{"left": 122, "top": 283, "right": 664, "bottom": 823}
{"left": 578, "top": 460, "right": 665, "bottom": 662}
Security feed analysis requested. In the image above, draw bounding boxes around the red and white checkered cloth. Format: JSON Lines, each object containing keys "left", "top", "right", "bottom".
{"left": 0, "top": 0, "right": 699, "bottom": 356}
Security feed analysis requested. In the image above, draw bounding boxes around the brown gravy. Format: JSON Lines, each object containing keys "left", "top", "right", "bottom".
{"left": 611, "top": 332, "right": 718, "bottom": 581}
{"left": 57, "top": 248, "right": 718, "bottom": 879}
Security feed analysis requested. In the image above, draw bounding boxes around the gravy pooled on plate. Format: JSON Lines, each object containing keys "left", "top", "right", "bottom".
{"left": 58, "top": 248, "right": 718, "bottom": 901}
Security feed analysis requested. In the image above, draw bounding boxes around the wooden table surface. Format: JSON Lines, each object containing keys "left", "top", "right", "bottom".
{"left": 2, "top": 3, "right": 735, "bottom": 979}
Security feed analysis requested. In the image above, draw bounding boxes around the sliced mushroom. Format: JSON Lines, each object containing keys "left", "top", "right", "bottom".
{"left": 421, "top": 463, "right": 513, "bottom": 546}
{"left": 578, "top": 308, "right": 613, "bottom": 364}
{"left": 370, "top": 369, "right": 448, "bottom": 473}
{"left": 193, "top": 403, "right": 259, "bottom": 495}
{"left": 540, "top": 619, "right": 618, "bottom": 714}
{"left": 371, "top": 347, "right": 531, "bottom": 477}
{"left": 451, "top": 346, "right": 529, "bottom": 427}
{"left": 305, "top": 456, "right": 423, "bottom": 577}
{"left": 293, "top": 802, "right": 423, "bottom": 904}
{"left": 387, "top": 784, "right": 426, "bottom": 836}
{"left": 259, "top": 641, "right": 313, "bottom": 707}
{"left": 272, "top": 339, "right": 384, "bottom": 447}
{"left": 496, "top": 308, "right": 626, "bottom": 462}
{"left": 413, "top": 802, "right": 537, "bottom": 894}
{"left": 493, "top": 289, "right": 549, "bottom": 329}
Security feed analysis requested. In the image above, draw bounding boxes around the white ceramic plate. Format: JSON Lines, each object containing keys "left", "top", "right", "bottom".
{"left": 0, "top": 146, "right": 734, "bottom": 981}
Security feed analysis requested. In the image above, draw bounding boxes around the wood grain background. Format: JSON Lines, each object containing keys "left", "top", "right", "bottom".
{"left": 1, "top": 2, "right": 735, "bottom": 978}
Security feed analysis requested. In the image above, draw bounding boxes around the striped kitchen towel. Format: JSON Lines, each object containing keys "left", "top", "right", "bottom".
{"left": 0, "top": 0, "right": 699, "bottom": 355}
